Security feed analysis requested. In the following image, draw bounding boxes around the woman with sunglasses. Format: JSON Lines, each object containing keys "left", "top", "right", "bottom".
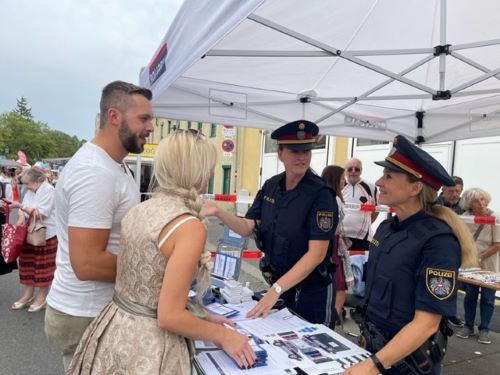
{"left": 343, "top": 135, "right": 476, "bottom": 375}
{"left": 204, "top": 120, "right": 338, "bottom": 327}
{"left": 68, "top": 130, "right": 256, "bottom": 374}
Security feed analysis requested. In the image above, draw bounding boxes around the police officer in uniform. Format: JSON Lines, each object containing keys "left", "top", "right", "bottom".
{"left": 345, "top": 135, "right": 476, "bottom": 375}
{"left": 203, "top": 120, "right": 338, "bottom": 326}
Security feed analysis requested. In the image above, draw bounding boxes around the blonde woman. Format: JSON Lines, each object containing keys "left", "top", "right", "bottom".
{"left": 68, "top": 130, "right": 256, "bottom": 374}
{"left": 456, "top": 188, "right": 499, "bottom": 345}
{"left": 344, "top": 135, "right": 475, "bottom": 375}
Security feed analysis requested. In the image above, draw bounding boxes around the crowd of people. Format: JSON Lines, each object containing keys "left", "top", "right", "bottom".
{"left": 0, "top": 79, "right": 498, "bottom": 375}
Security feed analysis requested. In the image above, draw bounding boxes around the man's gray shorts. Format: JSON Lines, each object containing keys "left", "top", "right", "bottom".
{"left": 44, "top": 304, "right": 94, "bottom": 370}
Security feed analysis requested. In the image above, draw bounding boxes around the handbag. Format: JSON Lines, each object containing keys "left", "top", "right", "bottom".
{"left": 1, "top": 205, "right": 27, "bottom": 263}
{"left": 27, "top": 214, "right": 47, "bottom": 246}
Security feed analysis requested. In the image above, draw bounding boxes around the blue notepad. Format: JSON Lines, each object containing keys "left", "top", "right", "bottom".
{"left": 204, "top": 302, "right": 240, "bottom": 318}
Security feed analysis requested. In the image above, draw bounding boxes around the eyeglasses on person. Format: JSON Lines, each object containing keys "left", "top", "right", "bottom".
{"left": 347, "top": 167, "right": 361, "bottom": 172}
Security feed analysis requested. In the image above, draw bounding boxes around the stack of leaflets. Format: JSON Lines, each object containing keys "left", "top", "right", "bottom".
{"left": 221, "top": 279, "right": 254, "bottom": 304}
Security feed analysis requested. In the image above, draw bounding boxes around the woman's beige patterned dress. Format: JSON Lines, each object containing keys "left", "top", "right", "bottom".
{"left": 68, "top": 194, "right": 194, "bottom": 375}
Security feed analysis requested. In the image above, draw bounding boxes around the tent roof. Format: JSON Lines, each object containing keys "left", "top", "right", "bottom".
{"left": 139, "top": 0, "right": 500, "bottom": 143}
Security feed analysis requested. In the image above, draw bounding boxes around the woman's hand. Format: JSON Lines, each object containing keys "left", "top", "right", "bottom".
{"left": 342, "top": 358, "right": 378, "bottom": 375}
{"left": 246, "top": 288, "right": 279, "bottom": 319}
{"left": 218, "top": 328, "right": 257, "bottom": 369}
{"left": 9, "top": 201, "right": 21, "bottom": 209}
{"left": 201, "top": 200, "right": 219, "bottom": 217}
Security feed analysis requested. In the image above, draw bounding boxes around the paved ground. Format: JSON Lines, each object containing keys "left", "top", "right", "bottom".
{"left": 0, "top": 215, "right": 498, "bottom": 374}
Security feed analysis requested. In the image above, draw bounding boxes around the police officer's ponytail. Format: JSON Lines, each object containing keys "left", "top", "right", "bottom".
{"left": 411, "top": 177, "right": 477, "bottom": 268}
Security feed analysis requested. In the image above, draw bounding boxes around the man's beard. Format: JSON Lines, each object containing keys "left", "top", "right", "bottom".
{"left": 119, "top": 119, "right": 144, "bottom": 154}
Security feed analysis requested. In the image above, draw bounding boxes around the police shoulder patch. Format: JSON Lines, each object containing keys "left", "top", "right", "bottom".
{"left": 425, "top": 268, "right": 456, "bottom": 300}
{"left": 316, "top": 211, "right": 334, "bottom": 232}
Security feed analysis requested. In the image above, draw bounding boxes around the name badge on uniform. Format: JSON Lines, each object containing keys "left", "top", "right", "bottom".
{"left": 426, "top": 268, "right": 455, "bottom": 300}
{"left": 263, "top": 195, "right": 275, "bottom": 204}
{"left": 316, "top": 211, "right": 334, "bottom": 232}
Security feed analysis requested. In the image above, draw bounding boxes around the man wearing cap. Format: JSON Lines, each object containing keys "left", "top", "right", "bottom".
{"left": 346, "top": 136, "right": 475, "bottom": 375}
{"left": 203, "top": 120, "right": 338, "bottom": 326}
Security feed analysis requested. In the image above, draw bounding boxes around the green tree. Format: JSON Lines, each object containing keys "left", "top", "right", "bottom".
{"left": 14, "top": 96, "right": 33, "bottom": 120}
{"left": 0, "top": 110, "right": 84, "bottom": 162}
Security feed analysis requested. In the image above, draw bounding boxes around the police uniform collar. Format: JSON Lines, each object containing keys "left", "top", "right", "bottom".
{"left": 391, "top": 210, "right": 427, "bottom": 231}
{"left": 278, "top": 169, "right": 314, "bottom": 191}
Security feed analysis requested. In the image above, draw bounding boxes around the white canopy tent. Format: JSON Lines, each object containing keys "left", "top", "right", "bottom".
{"left": 139, "top": 0, "right": 500, "bottom": 143}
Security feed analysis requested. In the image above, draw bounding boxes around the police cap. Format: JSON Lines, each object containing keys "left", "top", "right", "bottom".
{"left": 375, "top": 135, "right": 455, "bottom": 190}
{"left": 271, "top": 120, "right": 318, "bottom": 151}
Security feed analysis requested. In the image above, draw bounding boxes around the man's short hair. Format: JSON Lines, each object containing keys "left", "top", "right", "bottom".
{"left": 451, "top": 176, "right": 463, "bottom": 187}
{"left": 99, "top": 81, "right": 152, "bottom": 127}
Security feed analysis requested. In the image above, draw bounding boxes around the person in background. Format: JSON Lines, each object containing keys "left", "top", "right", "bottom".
{"left": 344, "top": 135, "right": 475, "bottom": 375}
{"left": 68, "top": 130, "right": 256, "bottom": 374}
{"left": 322, "top": 165, "right": 354, "bottom": 326}
{"left": 0, "top": 167, "right": 11, "bottom": 184}
{"left": 44, "top": 80, "right": 153, "bottom": 369}
{"left": 456, "top": 188, "right": 500, "bottom": 345}
{"left": 0, "top": 180, "right": 18, "bottom": 275}
{"left": 342, "top": 158, "right": 378, "bottom": 251}
{"left": 435, "top": 175, "right": 465, "bottom": 327}
{"left": 436, "top": 176, "right": 464, "bottom": 215}
{"left": 204, "top": 120, "right": 338, "bottom": 327}
{"left": 4, "top": 167, "right": 57, "bottom": 312}
{"left": 11, "top": 167, "right": 22, "bottom": 202}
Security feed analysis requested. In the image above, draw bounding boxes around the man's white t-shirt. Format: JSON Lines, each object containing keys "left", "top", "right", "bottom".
{"left": 47, "top": 142, "right": 140, "bottom": 317}
{"left": 342, "top": 179, "right": 377, "bottom": 241}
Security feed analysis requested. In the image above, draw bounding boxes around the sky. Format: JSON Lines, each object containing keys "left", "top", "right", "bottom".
{"left": 0, "top": 0, "right": 184, "bottom": 140}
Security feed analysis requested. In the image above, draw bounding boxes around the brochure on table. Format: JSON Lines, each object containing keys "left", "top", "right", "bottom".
{"left": 195, "top": 301, "right": 370, "bottom": 375}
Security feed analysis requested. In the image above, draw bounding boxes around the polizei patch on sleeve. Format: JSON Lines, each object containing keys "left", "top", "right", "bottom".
{"left": 426, "top": 268, "right": 455, "bottom": 300}
{"left": 316, "top": 211, "right": 334, "bottom": 232}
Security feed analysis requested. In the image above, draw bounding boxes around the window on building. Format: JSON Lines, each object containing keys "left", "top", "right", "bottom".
{"left": 197, "top": 122, "right": 203, "bottom": 131}
{"left": 188, "top": 121, "right": 192, "bottom": 129}
{"left": 210, "top": 123, "right": 217, "bottom": 138}
{"left": 222, "top": 166, "right": 231, "bottom": 194}
{"left": 207, "top": 176, "right": 214, "bottom": 194}
{"left": 160, "top": 122, "right": 165, "bottom": 140}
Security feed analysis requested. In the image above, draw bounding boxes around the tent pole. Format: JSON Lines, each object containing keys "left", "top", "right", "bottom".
{"left": 450, "top": 38, "right": 500, "bottom": 51}
{"left": 450, "top": 140, "right": 457, "bottom": 176}
{"left": 451, "top": 52, "right": 500, "bottom": 81}
{"left": 439, "top": 0, "right": 447, "bottom": 91}
{"left": 316, "top": 55, "right": 435, "bottom": 123}
{"left": 416, "top": 111, "right": 425, "bottom": 144}
{"left": 248, "top": 13, "right": 437, "bottom": 96}
{"left": 451, "top": 66, "right": 500, "bottom": 94}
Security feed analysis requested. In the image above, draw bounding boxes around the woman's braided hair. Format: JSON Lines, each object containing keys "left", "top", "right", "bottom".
{"left": 152, "top": 130, "right": 217, "bottom": 302}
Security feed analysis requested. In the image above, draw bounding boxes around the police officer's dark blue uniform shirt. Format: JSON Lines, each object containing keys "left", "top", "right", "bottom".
{"left": 365, "top": 211, "right": 460, "bottom": 338}
{"left": 245, "top": 120, "right": 338, "bottom": 325}
{"left": 364, "top": 134, "right": 460, "bottom": 357}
